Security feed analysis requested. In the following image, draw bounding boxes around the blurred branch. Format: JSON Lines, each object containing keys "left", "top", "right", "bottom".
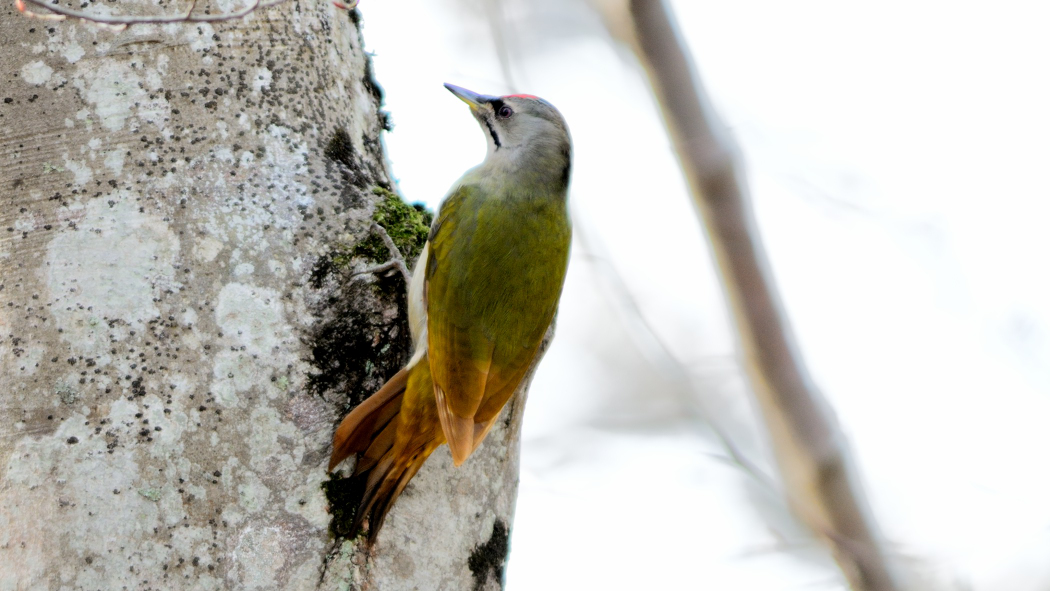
{"left": 483, "top": 0, "right": 520, "bottom": 91}
{"left": 603, "top": 1, "right": 902, "bottom": 589}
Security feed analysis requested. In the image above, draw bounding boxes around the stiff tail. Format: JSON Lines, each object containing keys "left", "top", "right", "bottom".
{"left": 329, "top": 367, "right": 409, "bottom": 472}
{"left": 349, "top": 446, "right": 431, "bottom": 545}
{"left": 328, "top": 366, "right": 437, "bottom": 545}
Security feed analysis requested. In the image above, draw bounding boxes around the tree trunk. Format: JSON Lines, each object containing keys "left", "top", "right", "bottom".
{"left": 0, "top": 7, "right": 519, "bottom": 590}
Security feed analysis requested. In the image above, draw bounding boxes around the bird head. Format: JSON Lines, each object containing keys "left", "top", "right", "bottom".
{"left": 444, "top": 83, "right": 571, "bottom": 181}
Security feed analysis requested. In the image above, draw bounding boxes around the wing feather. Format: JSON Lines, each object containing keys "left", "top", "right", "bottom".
{"left": 425, "top": 183, "right": 570, "bottom": 465}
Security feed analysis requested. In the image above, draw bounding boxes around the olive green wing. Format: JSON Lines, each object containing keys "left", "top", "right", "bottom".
{"left": 425, "top": 184, "right": 570, "bottom": 466}
{"left": 425, "top": 184, "right": 487, "bottom": 466}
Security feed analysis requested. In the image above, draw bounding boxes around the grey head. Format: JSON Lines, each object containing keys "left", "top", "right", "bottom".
{"left": 445, "top": 83, "right": 572, "bottom": 189}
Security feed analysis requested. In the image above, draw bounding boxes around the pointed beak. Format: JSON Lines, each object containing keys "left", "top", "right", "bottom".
{"left": 444, "top": 83, "right": 497, "bottom": 111}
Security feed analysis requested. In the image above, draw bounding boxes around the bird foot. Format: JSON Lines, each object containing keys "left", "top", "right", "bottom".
{"left": 350, "top": 223, "right": 412, "bottom": 286}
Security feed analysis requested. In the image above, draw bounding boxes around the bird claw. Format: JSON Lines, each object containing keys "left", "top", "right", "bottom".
{"left": 350, "top": 223, "right": 412, "bottom": 287}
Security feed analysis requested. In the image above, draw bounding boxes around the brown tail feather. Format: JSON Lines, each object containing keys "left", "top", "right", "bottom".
{"left": 351, "top": 447, "right": 432, "bottom": 546}
{"left": 355, "top": 418, "right": 399, "bottom": 473}
{"left": 328, "top": 365, "right": 441, "bottom": 544}
{"left": 328, "top": 368, "right": 409, "bottom": 472}
{"left": 364, "top": 453, "right": 429, "bottom": 543}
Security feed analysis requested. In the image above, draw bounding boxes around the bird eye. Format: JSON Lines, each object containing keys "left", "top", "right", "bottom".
{"left": 497, "top": 105, "right": 513, "bottom": 119}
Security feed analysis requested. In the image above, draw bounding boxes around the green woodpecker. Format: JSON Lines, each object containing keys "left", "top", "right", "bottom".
{"left": 328, "top": 84, "right": 572, "bottom": 544}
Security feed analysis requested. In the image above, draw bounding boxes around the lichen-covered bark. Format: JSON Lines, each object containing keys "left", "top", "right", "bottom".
{"left": 0, "top": 6, "right": 520, "bottom": 590}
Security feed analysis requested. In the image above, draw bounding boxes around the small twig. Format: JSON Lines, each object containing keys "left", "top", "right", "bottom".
{"left": 350, "top": 223, "right": 412, "bottom": 286}
{"left": 14, "top": 0, "right": 357, "bottom": 27}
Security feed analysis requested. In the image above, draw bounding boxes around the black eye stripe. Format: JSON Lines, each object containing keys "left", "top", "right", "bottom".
{"left": 484, "top": 119, "right": 501, "bottom": 149}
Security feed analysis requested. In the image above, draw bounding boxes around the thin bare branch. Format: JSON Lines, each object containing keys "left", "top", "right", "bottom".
{"left": 614, "top": 1, "right": 903, "bottom": 589}
{"left": 14, "top": 0, "right": 356, "bottom": 27}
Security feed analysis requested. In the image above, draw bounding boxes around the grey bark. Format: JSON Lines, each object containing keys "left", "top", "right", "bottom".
{"left": 0, "top": 6, "right": 518, "bottom": 590}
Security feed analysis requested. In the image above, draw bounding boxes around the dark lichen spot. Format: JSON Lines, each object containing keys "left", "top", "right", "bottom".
{"left": 469, "top": 520, "right": 510, "bottom": 591}
{"left": 323, "top": 128, "right": 356, "bottom": 169}
{"left": 323, "top": 127, "right": 392, "bottom": 200}
{"left": 321, "top": 473, "right": 366, "bottom": 538}
{"left": 306, "top": 276, "right": 408, "bottom": 402}
{"left": 309, "top": 254, "right": 337, "bottom": 290}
